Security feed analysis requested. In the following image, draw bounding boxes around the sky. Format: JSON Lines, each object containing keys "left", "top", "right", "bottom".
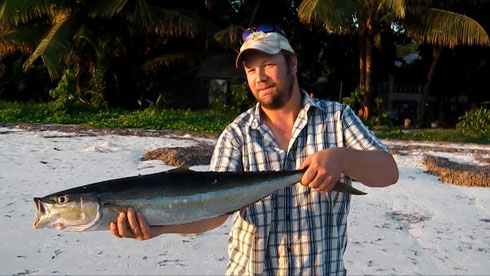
{"left": 0, "top": 127, "right": 488, "bottom": 275}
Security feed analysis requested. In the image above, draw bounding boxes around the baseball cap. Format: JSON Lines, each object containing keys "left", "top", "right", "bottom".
{"left": 236, "top": 24, "right": 295, "bottom": 68}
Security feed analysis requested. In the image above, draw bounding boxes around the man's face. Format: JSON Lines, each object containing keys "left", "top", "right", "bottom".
{"left": 243, "top": 51, "right": 297, "bottom": 110}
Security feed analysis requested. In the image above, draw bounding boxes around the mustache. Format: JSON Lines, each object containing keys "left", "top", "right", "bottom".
{"left": 257, "top": 82, "right": 277, "bottom": 90}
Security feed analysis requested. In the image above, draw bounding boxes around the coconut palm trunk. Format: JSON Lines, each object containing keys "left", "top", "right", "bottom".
{"left": 358, "top": 12, "right": 376, "bottom": 120}
{"left": 417, "top": 46, "right": 443, "bottom": 126}
{"left": 364, "top": 30, "right": 376, "bottom": 119}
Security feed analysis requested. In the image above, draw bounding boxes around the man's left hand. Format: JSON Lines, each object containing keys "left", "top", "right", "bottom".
{"left": 299, "top": 148, "right": 344, "bottom": 193}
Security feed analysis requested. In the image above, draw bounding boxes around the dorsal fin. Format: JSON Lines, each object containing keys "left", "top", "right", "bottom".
{"left": 167, "top": 166, "right": 191, "bottom": 173}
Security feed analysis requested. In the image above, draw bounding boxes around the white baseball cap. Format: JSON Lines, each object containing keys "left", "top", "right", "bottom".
{"left": 236, "top": 30, "right": 295, "bottom": 68}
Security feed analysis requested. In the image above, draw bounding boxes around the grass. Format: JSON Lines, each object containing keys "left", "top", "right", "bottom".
{"left": 1, "top": 101, "right": 489, "bottom": 144}
{"left": 0, "top": 101, "right": 238, "bottom": 136}
{"left": 375, "top": 128, "right": 489, "bottom": 144}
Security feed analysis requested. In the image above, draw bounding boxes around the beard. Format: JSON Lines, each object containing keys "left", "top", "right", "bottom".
{"left": 256, "top": 73, "right": 295, "bottom": 110}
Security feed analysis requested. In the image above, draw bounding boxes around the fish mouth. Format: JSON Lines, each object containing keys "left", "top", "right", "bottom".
{"left": 33, "top": 197, "right": 45, "bottom": 229}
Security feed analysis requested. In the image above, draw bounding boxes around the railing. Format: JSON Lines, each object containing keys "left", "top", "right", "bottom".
{"left": 378, "top": 83, "right": 422, "bottom": 94}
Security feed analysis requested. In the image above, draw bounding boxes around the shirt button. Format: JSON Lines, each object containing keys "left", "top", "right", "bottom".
{"left": 287, "top": 247, "right": 291, "bottom": 252}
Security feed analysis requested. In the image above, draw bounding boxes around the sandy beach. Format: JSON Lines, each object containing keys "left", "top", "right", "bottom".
{"left": 1, "top": 126, "right": 488, "bottom": 275}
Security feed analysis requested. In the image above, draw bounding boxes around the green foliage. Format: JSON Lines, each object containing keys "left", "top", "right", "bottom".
{"left": 376, "top": 128, "right": 489, "bottom": 144}
{"left": 49, "top": 69, "right": 78, "bottom": 111}
{"left": 456, "top": 107, "right": 490, "bottom": 137}
{"left": 1, "top": 101, "right": 489, "bottom": 143}
{"left": 342, "top": 86, "right": 364, "bottom": 112}
{"left": 0, "top": 101, "right": 237, "bottom": 135}
{"left": 49, "top": 68, "right": 108, "bottom": 111}
{"left": 342, "top": 86, "right": 392, "bottom": 128}
{"left": 365, "top": 98, "right": 392, "bottom": 128}
{"left": 86, "top": 69, "right": 108, "bottom": 109}
{"left": 211, "top": 81, "right": 255, "bottom": 113}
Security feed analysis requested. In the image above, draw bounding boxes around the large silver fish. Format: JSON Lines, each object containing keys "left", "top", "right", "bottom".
{"left": 33, "top": 167, "right": 366, "bottom": 232}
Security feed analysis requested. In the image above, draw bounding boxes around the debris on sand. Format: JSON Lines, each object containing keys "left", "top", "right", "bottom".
{"left": 423, "top": 155, "right": 490, "bottom": 187}
{"left": 142, "top": 143, "right": 214, "bottom": 166}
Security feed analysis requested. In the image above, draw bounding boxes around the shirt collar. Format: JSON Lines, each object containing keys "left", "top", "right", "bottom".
{"left": 302, "top": 89, "right": 326, "bottom": 113}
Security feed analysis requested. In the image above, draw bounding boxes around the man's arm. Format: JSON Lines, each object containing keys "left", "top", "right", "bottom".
{"left": 299, "top": 148, "right": 398, "bottom": 193}
{"left": 110, "top": 207, "right": 229, "bottom": 240}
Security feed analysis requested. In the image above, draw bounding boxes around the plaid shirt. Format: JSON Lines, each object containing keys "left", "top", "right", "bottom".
{"left": 209, "top": 92, "right": 388, "bottom": 275}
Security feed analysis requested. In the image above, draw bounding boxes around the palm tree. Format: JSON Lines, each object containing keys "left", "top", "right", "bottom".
{"left": 298, "top": 0, "right": 490, "bottom": 120}
{"left": 0, "top": 0, "right": 216, "bottom": 106}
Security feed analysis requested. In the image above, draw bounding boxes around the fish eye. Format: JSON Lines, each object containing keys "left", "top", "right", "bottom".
{"left": 57, "top": 195, "right": 69, "bottom": 204}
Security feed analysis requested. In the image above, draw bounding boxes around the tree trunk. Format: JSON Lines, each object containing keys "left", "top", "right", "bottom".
{"left": 358, "top": 30, "right": 367, "bottom": 118}
{"left": 362, "top": 30, "right": 375, "bottom": 120}
{"left": 359, "top": 31, "right": 366, "bottom": 90}
{"left": 417, "top": 47, "right": 443, "bottom": 127}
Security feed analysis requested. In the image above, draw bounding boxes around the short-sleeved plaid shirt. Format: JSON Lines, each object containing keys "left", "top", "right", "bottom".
{"left": 209, "top": 92, "right": 389, "bottom": 275}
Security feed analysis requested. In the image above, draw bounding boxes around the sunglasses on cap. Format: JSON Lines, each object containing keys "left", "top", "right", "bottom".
{"left": 241, "top": 24, "right": 288, "bottom": 43}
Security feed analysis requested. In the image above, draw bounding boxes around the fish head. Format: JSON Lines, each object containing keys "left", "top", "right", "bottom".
{"left": 33, "top": 193, "right": 101, "bottom": 231}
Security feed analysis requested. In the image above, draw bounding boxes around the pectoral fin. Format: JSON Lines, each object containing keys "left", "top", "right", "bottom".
{"left": 102, "top": 203, "right": 127, "bottom": 213}
{"left": 332, "top": 181, "right": 367, "bottom": 195}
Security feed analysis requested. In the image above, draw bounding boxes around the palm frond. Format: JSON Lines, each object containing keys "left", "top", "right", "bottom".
{"left": 99, "top": 1, "right": 217, "bottom": 39}
{"left": 0, "top": 0, "right": 52, "bottom": 26}
{"left": 404, "top": 7, "right": 490, "bottom": 47}
{"left": 379, "top": 0, "right": 406, "bottom": 18}
{"left": 404, "top": 0, "right": 432, "bottom": 15}
{"left": 138, "top": 52, "right": 189, "bottom": 73}
{"left": 91, "top": 0, "right": 128, "bottom": 18}
{"left": 134, "top": 0, "right": 152, "bottom": 26}
{"left": 148, "top": 11, "right": 194, "bottom": 37}
{"left": 148, "top": 9, "right": 217, "bottom": 38}
{"left": 74, "top": 24, "right": 103, "bottom": 58}
{"left": 298, "top": 0, "right": 358, "bottom": 33}
{"left": 213, "top": 25, "right": 244, "bottom": 48}
{"left": 0, "top": 25, "right": 48, "bottom": 55}
{"left": 23, "top": 16, "right": 74, "bottom": 79}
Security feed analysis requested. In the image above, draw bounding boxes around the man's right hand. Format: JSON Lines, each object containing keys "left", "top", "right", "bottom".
{"left": 109, "top": 208, "right": 230, "bottom": 240}
{"left": 110, "top": 207, "right": 162, "bottom": 240}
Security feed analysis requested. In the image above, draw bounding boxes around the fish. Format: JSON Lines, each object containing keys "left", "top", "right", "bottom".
{"left": 33, "top": 167, "right": 366, "bottom": 232}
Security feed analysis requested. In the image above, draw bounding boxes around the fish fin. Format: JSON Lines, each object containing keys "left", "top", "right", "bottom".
{"left": 332, "top": 181, "right": 367, "bottom": 195}
{"left": 167, "top": 166, "right": 191, "bottom": 173}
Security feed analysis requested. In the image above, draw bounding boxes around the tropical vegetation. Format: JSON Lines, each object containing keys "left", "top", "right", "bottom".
{"left": 457, "top": 107, "right": 490, "bottom": 137}
{"left": 1, "top": 0, "right": 489, "bottom": 139}
{"left": 298, "top": 0, "right": 490, "bottom": 120}
{"left": 0, "top": 100, "right": 237, "bottom": 135}
{"left": 2, "top": 100, "right": 488, "bottom": 144}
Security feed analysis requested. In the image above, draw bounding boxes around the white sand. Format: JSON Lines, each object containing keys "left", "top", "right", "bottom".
{"left": 0, "top": 127, "right": 488, "bottom": 275}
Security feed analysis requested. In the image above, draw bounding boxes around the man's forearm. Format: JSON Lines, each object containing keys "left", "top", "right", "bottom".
{"left": 341, "top": 148, "right": 398, "bottom": 187}
{"left": 151, "top": 215, "right": 229, "bottom": 236}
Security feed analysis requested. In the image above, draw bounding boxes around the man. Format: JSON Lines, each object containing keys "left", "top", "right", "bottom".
{"left": 111, "top": 24, "right": 398, "bottom": 275}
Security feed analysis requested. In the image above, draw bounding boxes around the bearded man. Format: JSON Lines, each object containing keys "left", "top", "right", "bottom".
{"left": 111, "top": 24, "right": 399, "bottom": 275}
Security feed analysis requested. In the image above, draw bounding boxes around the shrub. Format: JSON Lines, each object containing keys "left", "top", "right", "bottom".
{"left": 342, "top": 86, "right": 392, "bottom": 128}
{"left": 49, "top": 69, "right": 79, "bottom": 111}
{"left": 211, "top": 80, "right": 255, "bottom": 113}
{"left": 86, "top": 69, "right": 108, "bottom": 109}
{"left": 457, "top": 107, "right": 490, "bottom": 137}
{"left": 342, "top": 86, "right": 364, "bottom": 112}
